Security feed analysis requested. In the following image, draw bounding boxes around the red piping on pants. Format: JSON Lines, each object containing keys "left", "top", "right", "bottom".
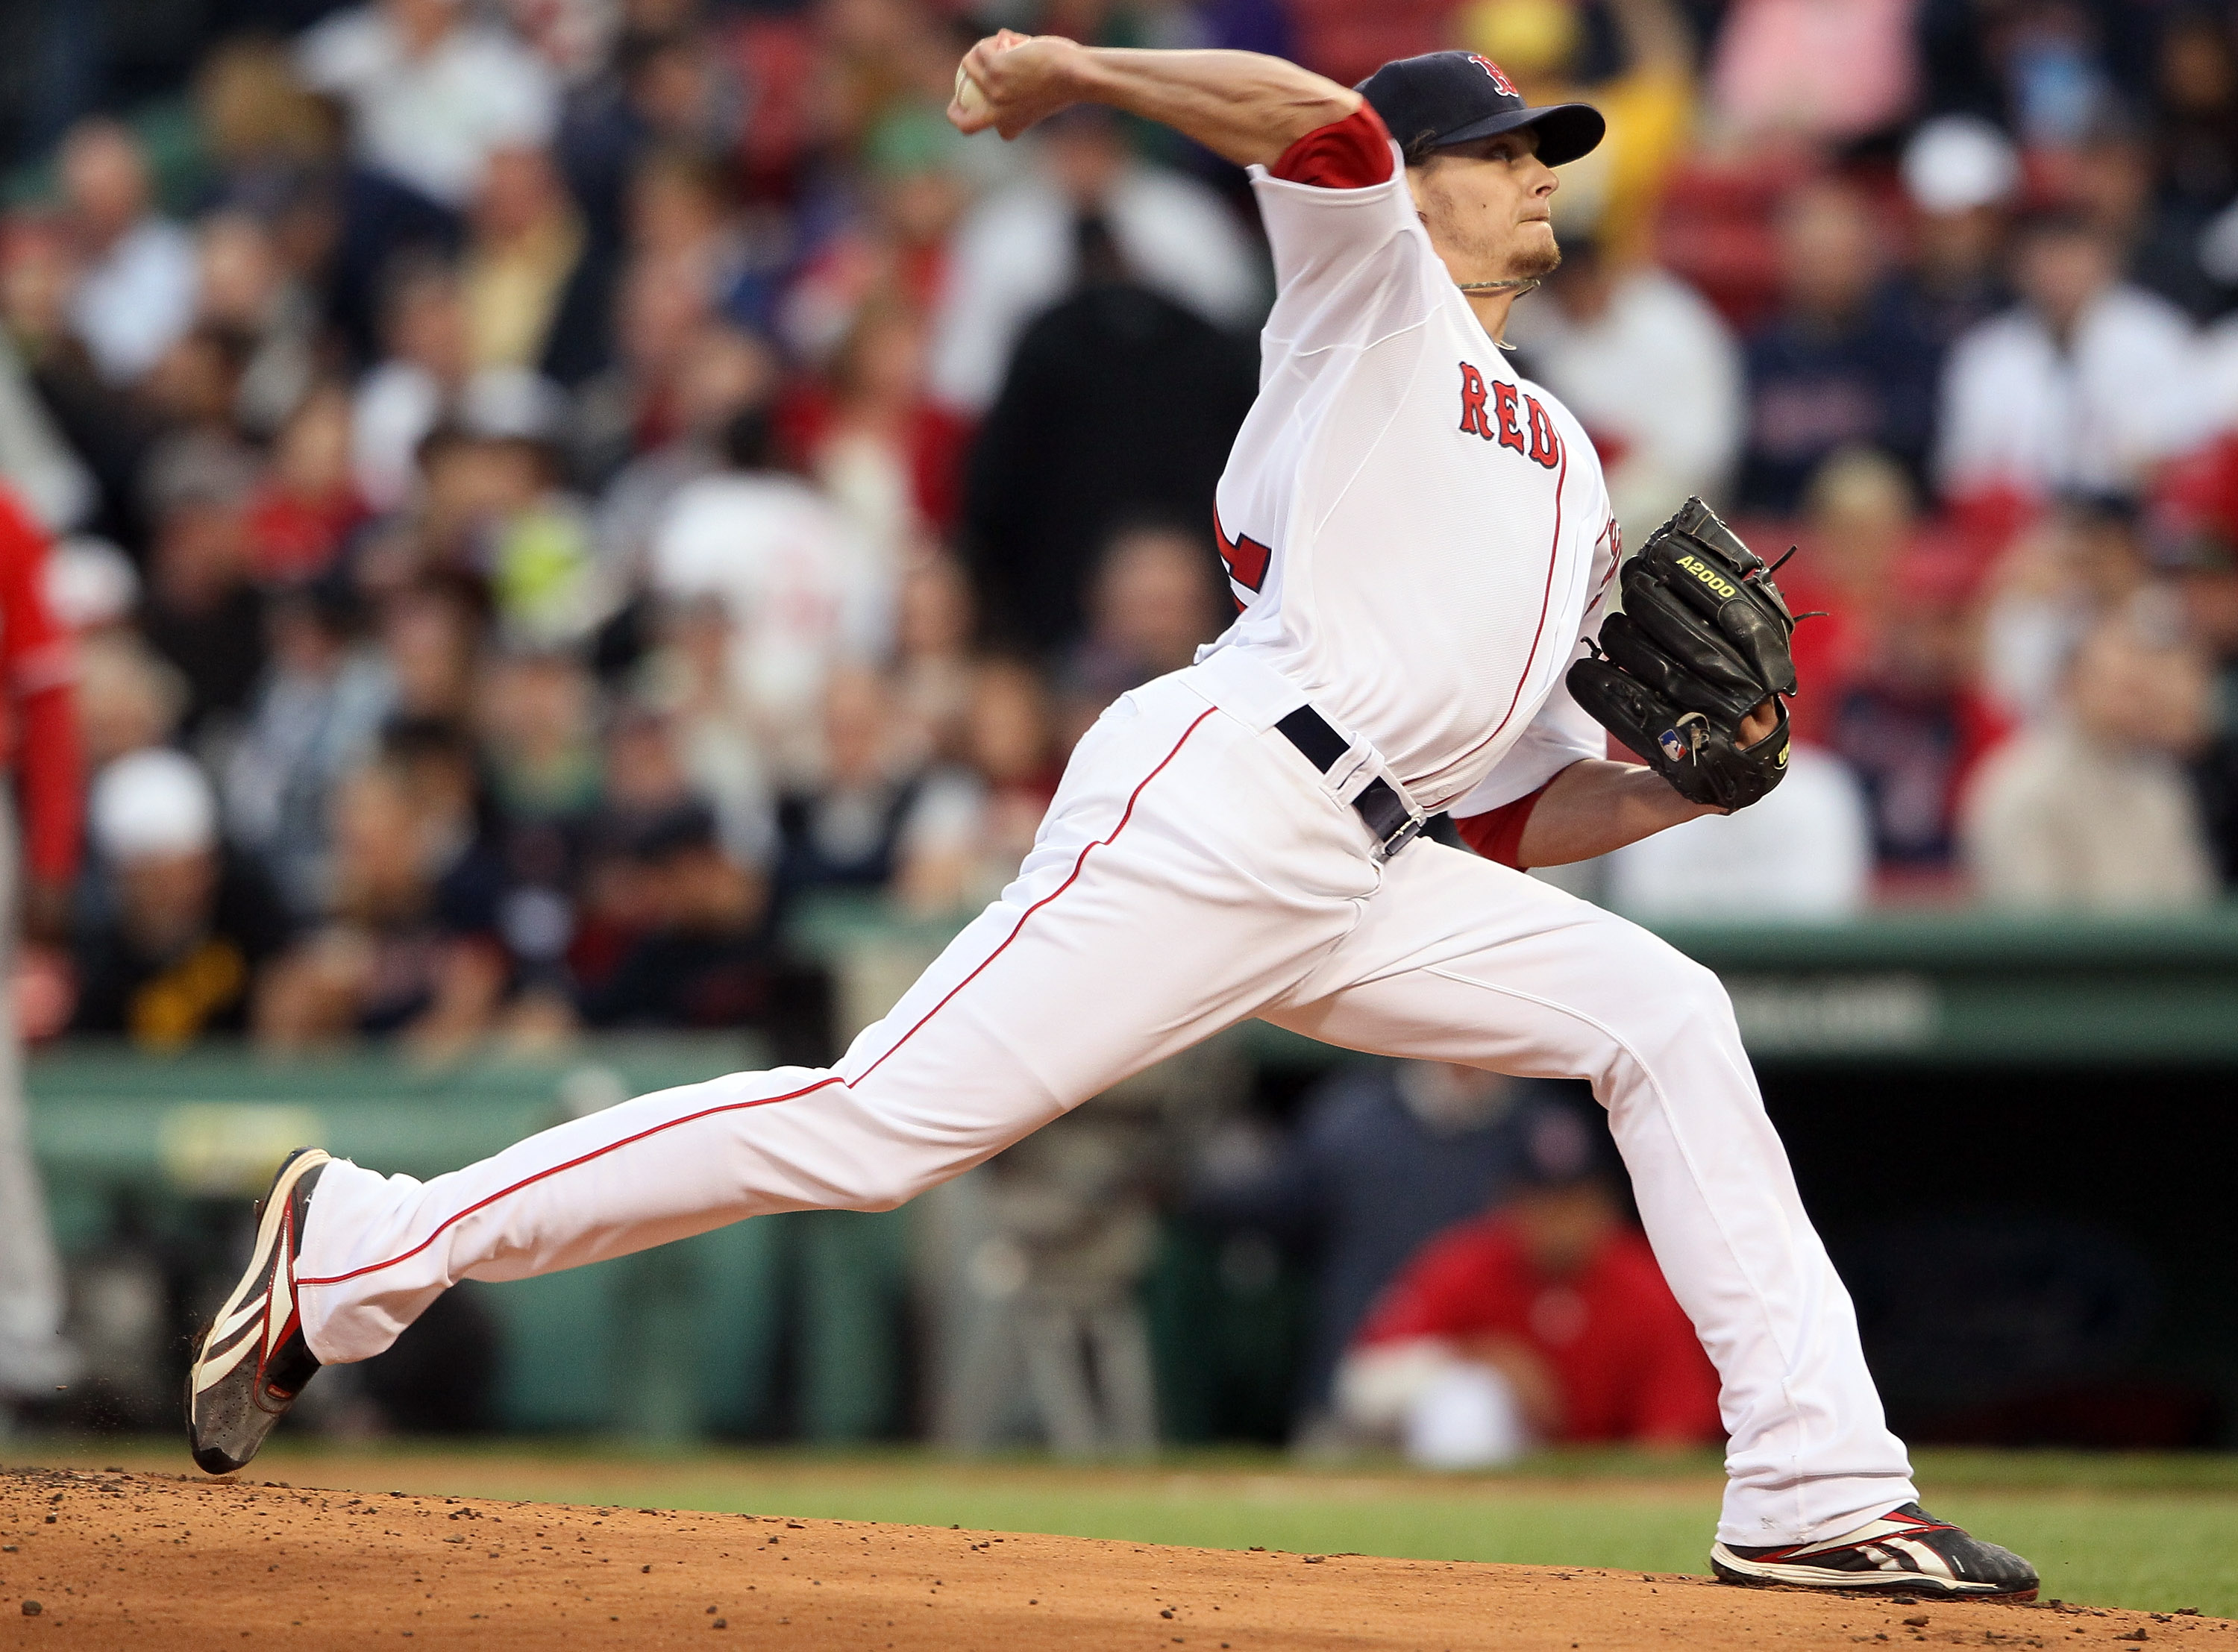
{"left": 850, "top": 706, "right": 1216, "bottom": 1086}
{"left": 296, "top": 706, "right": 1220, "bottom": 1290}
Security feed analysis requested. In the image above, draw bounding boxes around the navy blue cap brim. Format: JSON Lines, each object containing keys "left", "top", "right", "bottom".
{"left": 1435, "top": 101, "right": 1605, "bottom": 167}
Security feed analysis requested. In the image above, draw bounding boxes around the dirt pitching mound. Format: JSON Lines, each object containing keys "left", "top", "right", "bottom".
{"left": 1, "top": 1466, "right": 2227, "bottom": 1651}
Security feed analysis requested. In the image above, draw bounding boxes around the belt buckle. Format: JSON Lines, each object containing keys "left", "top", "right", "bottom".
{"left": 1373, "top": 812, "right": 1426, "bottom": 864}
{"left": 1352, "top": 773, "right": 1424, "bottom": 864}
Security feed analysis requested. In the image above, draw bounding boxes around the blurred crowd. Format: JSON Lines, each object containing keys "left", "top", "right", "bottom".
{"left": 7, "top": 0, "right": 2238, "bottom": 1061}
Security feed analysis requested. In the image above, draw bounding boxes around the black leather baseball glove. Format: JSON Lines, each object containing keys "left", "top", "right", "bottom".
{"left": 1565, "top": 497, "right": 1800, "bottom": 812}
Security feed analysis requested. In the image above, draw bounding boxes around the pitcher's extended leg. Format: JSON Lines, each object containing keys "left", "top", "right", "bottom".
{"left": 294, "top": 684, "right": 1372, "bottom": 1365}
{"left": 1267, "top": 840, "right": 1914, "bottom": 1548}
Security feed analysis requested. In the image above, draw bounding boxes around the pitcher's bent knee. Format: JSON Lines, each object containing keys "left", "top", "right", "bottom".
{"left": 832, "top": 1137, "right": 996, "bottom": 1211}
{"left": 828, "top": 1163, "right": 927, "bottom": 1213}
{"left": 1590, "top": 920, "right": 1741, "bottom": 1055}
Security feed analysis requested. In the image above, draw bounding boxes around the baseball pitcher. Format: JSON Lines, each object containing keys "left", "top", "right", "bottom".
{"left": 189, "top": 40, "right": 2034, "bottom": 1598}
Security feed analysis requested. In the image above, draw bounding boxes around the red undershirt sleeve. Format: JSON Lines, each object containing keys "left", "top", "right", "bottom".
{"left": 1453, "top": 782, "right": 1550, "bottom": 870}
{"left": 1269, "top": 102, "right": 1397, "bottom": 189}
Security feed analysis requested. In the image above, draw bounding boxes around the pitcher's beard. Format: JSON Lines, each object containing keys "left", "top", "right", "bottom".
{"left": 1514, "top": 233, "right": 1563, "bottom": 278}
{"left": 1455, "top": 233, "right": 1562, "bottom": 294}
{"left": 1450, "top": 235, "right": 1558, "bottom": 293}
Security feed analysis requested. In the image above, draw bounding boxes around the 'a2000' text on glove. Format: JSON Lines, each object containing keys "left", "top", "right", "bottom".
{"left": 1565, "top": 497, "right": 1801, "bottom": 812}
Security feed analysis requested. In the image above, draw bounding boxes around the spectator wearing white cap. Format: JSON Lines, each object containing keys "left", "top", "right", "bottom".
{"left": 39, "top": 537, "right": 139, "bottom": 638}
{"left": 1894, "top": 115, "right": 2020, "bottom": 351}
{"left": 89, "top": 748, "right": 218, "bottom": 864}
{"left": 73, "top": 747, "right": 294, "bottom": 1047}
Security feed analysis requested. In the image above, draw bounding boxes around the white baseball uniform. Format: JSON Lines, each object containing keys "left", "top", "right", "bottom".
{"left": 295, "top": 105, "right": 1915, "bottom": 1545}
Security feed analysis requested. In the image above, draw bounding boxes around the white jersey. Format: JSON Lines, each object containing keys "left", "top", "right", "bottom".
{"left": 1200, "top": 133, "right": 1620, "bottom": 815}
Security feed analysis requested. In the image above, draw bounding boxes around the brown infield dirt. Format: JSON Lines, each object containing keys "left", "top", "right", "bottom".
{"left": 2, "top": 1466, "right": 2232, "bottom": 1651}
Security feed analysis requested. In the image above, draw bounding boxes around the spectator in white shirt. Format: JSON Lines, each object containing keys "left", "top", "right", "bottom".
{"left": 927, "top": 108, "right": 1263, "bottom": 415}
{"left": 58, "top": 120, "right": 198, "bottom": 387}
{"left": 1605, "top": 744, "right": 1875, "bottom": 920}
{"left": 648, "top": 409, "right": 894, "bottom": 781}
{"left": 1507, "top": 238, "right": 1743, "bottom": 546}
{"left": 1937, "top": 211, "right": 2209, "bottom": 505}
{"left": 295, "top": 0, "right": 560, "bottom": 211}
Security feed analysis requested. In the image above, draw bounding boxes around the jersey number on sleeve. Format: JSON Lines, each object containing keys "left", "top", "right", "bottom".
{"left": 1214, "top": 510, "right": 1272, "bottom": 604}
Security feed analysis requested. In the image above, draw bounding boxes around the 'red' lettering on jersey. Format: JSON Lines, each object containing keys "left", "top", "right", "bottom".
{"left": 1458, "top": 362, "right": 1491, "bottom": 438}
{"left": 1491, "top": 377, "right": 1526, "bottom": 455}
{"left": 1201, "top": 104, "right": 1617, "bottom": 814}
{"left": 1455, "top": 362, "right": 1561, "bottom": 468}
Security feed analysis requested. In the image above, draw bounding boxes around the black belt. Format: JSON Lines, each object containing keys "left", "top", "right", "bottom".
{"left": 1275, "top": 705, "right": 1426, "bottom": 861}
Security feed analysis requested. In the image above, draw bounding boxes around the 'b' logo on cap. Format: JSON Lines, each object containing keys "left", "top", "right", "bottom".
{"left": 1468, "top": 54, "right": 1519, "bottom": 98}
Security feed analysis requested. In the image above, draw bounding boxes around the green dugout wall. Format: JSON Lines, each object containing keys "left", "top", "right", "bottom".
{"left": 28, "top": 911, "right": 2238, "bottom": 1442}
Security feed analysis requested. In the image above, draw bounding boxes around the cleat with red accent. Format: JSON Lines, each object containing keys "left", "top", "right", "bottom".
{"left": 1712, "top": 1504, "right": 2038, "bottom": 1598}
{"left": 185, "top": 1147, "right": 329, "bottom": 1474}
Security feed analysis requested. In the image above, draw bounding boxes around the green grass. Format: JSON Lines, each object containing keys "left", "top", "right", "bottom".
{"left": 20, "top": 1440, "right": 2238, "bottom": 1618}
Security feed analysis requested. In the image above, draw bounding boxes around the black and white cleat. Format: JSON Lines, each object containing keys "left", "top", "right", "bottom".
{"left": 185, "top": 1146, "right": 329, "bottom": 1474}
{"left": 1712, "top": 1504, "right": 2038, "bottom": 1599}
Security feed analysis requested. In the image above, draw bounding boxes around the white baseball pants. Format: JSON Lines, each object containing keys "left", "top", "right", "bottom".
{"left": 297, "top": 659, "right": 1916, "bottom": 1546}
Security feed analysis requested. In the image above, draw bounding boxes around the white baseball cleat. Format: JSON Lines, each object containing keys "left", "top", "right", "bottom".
{"left": 186, "top": 1147, "right": 329, "bottom": 1474}
{"left": 1711, "top": 1503, "right": 2039, "bottom": 1598}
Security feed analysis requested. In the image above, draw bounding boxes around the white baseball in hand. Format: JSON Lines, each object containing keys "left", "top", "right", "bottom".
{"left": 953, "top": 62, "right": 990, "bottom": 117}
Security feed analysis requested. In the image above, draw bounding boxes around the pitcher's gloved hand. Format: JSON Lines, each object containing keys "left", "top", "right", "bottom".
{"left": 1565, "top": 497, "right": 1802, "bottom": 812}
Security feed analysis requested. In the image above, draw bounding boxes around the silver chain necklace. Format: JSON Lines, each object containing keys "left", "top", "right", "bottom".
{"left": 1455, "top": 276, "right": 1539, "bottom": 348}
